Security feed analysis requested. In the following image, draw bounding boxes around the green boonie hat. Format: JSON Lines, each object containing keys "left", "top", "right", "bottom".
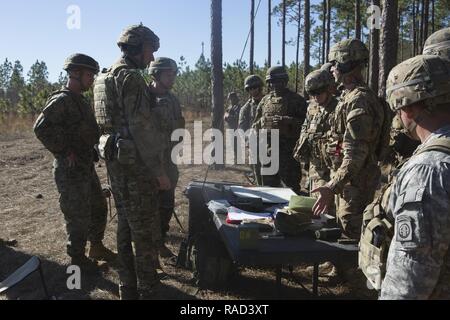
{"left": 117, "top": 23, "right": 160, "bottom": 50}
{"left": 304, "top": 69, "right": 335, "bottom": 94}
{"left": 148, "top": 57, "right": 178, "bottom": 76}
{"left": 288, "top": 195, "right": 316, "bottom": 215}
{"left": 328, "top": 38, "right": 369, "bottom": 64}
{"left": 386, "top": 55, "right": 450, "bottom": 112}
{"left": 423, "top": 27, "right": 450, "bottom": 60}
{"left": 266, "top": 66, "right": 289, "bottom": 82}
{"left": 244, "top": 75, "right": 264, "bottom": 89}
{"left": 63, "top": 53, "right": 99, "bottom": 74}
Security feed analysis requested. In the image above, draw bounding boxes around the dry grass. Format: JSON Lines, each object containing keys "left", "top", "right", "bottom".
{"left": 0, "top": 113, "right": 377, "bottom": 300}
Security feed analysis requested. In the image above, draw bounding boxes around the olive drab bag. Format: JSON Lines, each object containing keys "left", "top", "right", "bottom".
{"left": 376, "top": 98, "right": 395, "bottom": 162}
{"left": 359, "top": 137, "right": 450, "bottom": 291}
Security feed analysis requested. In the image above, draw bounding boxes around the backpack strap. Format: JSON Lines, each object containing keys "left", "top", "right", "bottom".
{"left": 414, "top": 137, "right": 450, "bottom": 157}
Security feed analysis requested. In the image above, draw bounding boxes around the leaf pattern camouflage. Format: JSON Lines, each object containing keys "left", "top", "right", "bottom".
{"left": 33, "top": 88, "right": 107, "bottom": 258}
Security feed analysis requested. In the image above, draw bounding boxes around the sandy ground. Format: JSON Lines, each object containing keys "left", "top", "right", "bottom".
{"left": 0, "top": 116, "right": 377, "bottom": 300}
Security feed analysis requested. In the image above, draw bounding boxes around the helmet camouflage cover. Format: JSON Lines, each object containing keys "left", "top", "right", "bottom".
{"left": 386, "top": 55, "right": 450, "bottom": 112}
{"left": 63, "top": 53, "right": 99, "bottom": 73}
{"left": 117, "top": 23, "right": 160, "bottom": 50}
{"left": 265, "top": 66, "right": 289, "bottom": 82}
{"left": 244, "top": 75, "right": 264, "bottom": 89}
{"left": 423, "top": 27, "right": 450, "bottom": 60}
{"left": 304, "top": 69, "right": 335, "bottom": 94}
{"left": 328, "top": 38, "right": 369, "bottom": 65}
{"left": 148, "top": 57, "right": 178, "bottom": 76}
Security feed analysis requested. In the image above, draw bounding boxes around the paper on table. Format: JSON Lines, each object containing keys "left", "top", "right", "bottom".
{"left": 227, "top": 206, "right": 273, "bottom": 222}
{"left": 230, "top": 186, "right": 296, "bottom": 204}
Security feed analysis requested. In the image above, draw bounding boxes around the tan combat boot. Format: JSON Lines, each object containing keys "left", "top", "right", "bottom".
{"left": 88, "top": 242, "right": 117, "bottom": 262}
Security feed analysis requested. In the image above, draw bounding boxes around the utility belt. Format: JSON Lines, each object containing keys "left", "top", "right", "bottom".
{"left": 97, "top": 133, "right": 137, "bottom": 165}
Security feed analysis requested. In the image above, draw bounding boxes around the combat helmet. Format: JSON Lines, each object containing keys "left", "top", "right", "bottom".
{"left": 423, "top": 27, "right": 450, "bottom": 60}
{"left": 328, "top": 38, "right": 368, "bottom": 74}
{"left": 148, "top": 57, "right": 178, "bottom": 76}
{"left": 265, "top": 66, "right": 289, "bottom": 82}
{"left": 320, "top": 62, "right": 333, "bottom": 73}
{"left": 244, "top": 75, "right": 264, "bottom": 90}
{"left": 386, "top": 55, "right": 450, "bottom": 112}
{"left": 117, "top": 23, "right": 160, "bottom": 50}
{"left": 63, "top": 53, "right": 99, "bottom": 74}
{"left": 304, "top": 69, "right": 335, "bottom": 95}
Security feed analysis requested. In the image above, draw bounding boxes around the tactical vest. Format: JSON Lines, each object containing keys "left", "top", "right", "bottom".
{"left": 359, "top": 137, "right": 450, "bottom": 291}
{"left": 93, "top": 64, "right": 128, "bottom": 135}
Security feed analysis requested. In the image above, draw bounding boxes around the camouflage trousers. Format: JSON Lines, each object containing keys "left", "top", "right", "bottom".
{"left": 334, "top": 167, "right": 380, "bottom": 240}
{"left": 159, "top": 188, "right": 175, "bottom": 240}
{"left": 53, "top": 161, "right": 107, "bottom": 258}
{"left": 261, "top": 143, "right": 301, "bottom": 194}
{"left": 107, "top": 160, "right": 161, "bottom": 296}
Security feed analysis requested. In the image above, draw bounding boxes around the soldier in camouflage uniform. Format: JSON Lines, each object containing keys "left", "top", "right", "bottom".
{"left": 224, "top": 92, "right": 241, "bottom": 130}
{"left": 148, "top": 57, "right": 185, "bottom": 259}
{"left": 312, "top": 39, "right": 386, "bottom": 240}
{"left": 381, "top": 55, "right": 450, "bottom": 299}
{"left": 423, "top": 27, "right": 450, "bottom": 60}
{"left": 33, "top": 54, "right": 115, "bottom": 269}
{"left": 253, "top": 66, "right": 307, "bottom": 194}
{"left": 93, "top": 24, "right": 171, "bottom": 300}
{"left": 293, "top": 69, "right": 338, "bottom": 193}
{"left": 238, "top": 75, "right": 264, "bottom": 185}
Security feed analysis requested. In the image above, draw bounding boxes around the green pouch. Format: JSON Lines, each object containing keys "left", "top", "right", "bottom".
{"left": 116, "top": 138, "right": 136, "bottom": 165}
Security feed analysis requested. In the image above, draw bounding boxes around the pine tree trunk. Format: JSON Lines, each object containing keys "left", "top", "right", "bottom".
{"left": 412, "top": 0, "right": 417, "bottom": 56}
{"left": 282, "top": 0, "right": 286, "bottom": 66}
{"left": 211, "top": 0, "right": 224, "bottom": 168}
{"left": 379, "top": 0, "right": 399, "bottom": 99}
{"left": 431, "top": 0, "right": 435, "bottom": 33}
{"left": 355, "top": 0, "right": 361, "bottom": 40}
{"left": 250, "top": 0, "right": 255, "bottom": 73}
{"left": 369, "top": 0, "right": 380, "bottom": 94}
{"left": 303, "top": 0, "right": 310, "bottom": 96}
{"left": 322, "top": 0, "right": 326, "bottom": 64}
{"left": 268, "top": 0, "right": 272, "bottom": 67}
{"left": 419, "top": 0, "right": 425, "bottom": 52}
{"left": 423, "top": 0, "right": 429, "bottom": 43}
{"left": 296, "top": 0, "right": 302, "bottom": 92}
{"left": 326, "top": 0, "right": 331, "bottom": 60}
{"left": 399, "top": 7, "right": 403, "bottom": 62}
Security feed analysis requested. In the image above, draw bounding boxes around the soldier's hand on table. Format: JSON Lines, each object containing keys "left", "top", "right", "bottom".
{"left": 66, "top": 151, "right": 77, "bottom": 167}
{"left": 311, "top": 186, "right": 334, "bottom": 216}
{"left": 157, "top": 175, "right": 172, "bottom": 191}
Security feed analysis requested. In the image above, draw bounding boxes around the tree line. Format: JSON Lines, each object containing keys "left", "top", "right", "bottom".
{"left": 1, "top": 0, "right": 449, "bottom": 115}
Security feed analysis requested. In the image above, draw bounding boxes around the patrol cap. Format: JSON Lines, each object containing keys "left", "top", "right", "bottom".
{"left": 148, "top": 57, "right": 178, "bottom": 76}
{"left": 266, "top": 66, "right": 289, "bottom": 82}
{"left": 304, "top": 69, "right": 335, "bottom": 95}
{"left": 63, "top": 53, "right": 99, "bottom": 74}
{"left": 386, "top": 55, "right": 450, "bottom": 112}
{"left": 117, "top": 23, "right": 160, "bottom": 50}
{"left": 244, "top": 75, "right": 264, "bottom": 90}
{"left": 423, "top": 27, "right": 450, "bottom": 60}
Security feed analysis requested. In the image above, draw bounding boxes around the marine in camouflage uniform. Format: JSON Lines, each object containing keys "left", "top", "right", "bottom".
{"left": 423, "top": 27, "right": 450, "bottom": 60}
{"left": 148, "top": 57, "right": 185, "bottom": 258}
{"left": 381, "top": 55, "right": 450, "bottom": 299}
{"left": 312, "top": 39, "right": 386, "bottom": 240}
{"left": 224, "top": 92, "right": 241, "bottom": 130}
{"left": 238, "top": 75, "right": 264, "bottom": 186}
{"left": 293, "top": 69, "right": 338, "bottom": 193}
{"left": 253, "top": 66, "right": 307, "bottom": 194}
{"left": 33, "top": 54, "right": 114, "bottom": 268}
{"left": 93, "top": 25, "right": 170, "bottom": 300}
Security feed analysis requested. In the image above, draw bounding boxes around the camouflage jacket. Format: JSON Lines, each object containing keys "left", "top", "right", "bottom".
{"left": 293, "top": 97, "right": 337, "bottom": 188}
{"left": 34, "top": 87, "right": 99, "bottom": 168}
{"left": 238, "top": 97, "right": 261, "bottom": 131}
{"left": 225, "top": 104, "right": 241, "bottom": 130}
{"left": 325, "top": 84, "right": 384, "bottom": 194}
{"left": 152, "top": 89, "right": 184, "bottom": 183}
{"left": 381, "top": 125, "right": 450, "bottom": 300}
{"left": 109, "top": 57, "right": 166, "bottom": 177}
{"left": 253, "top": 89, "right": 307, "bottom": 143}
